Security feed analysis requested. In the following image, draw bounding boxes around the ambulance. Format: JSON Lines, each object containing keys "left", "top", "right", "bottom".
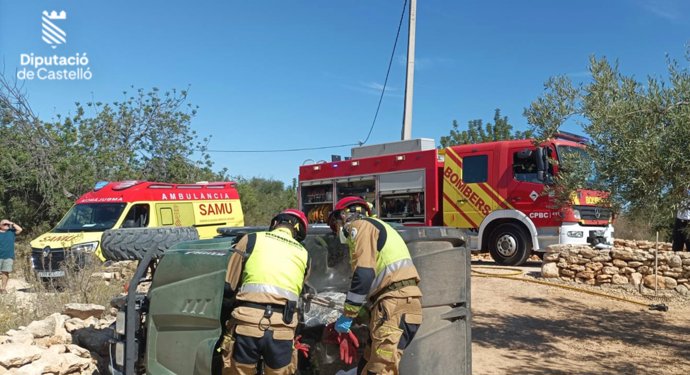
{"left": 298, "top": 136, "right": 614, "bottom": 266}
{"left": 30, "top": 180, "right": 244, "bottom": 278}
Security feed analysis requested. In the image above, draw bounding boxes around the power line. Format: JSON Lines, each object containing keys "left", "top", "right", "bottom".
{"left": 204, "top": 143, "right": 359, "bottom": 153}
{"left": 203, "top": 0, "right": 409, "bottom": 154}
{"left": 362, "top": 0, "right": 408, "bottom": 146}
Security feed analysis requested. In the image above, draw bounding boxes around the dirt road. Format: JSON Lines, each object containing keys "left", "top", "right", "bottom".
{"left": 471, "top": 261, "right": 690, "bottom": 375}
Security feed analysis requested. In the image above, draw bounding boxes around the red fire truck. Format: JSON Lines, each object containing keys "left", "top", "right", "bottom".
{"left": 298, "top": 136, "right": 614, "bottom": 265}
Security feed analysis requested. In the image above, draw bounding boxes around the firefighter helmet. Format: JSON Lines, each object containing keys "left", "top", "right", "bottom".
{"left": 328, "top": 196, "right": 372, "bottom": 233}
{"left": 270, "top": 209, "right": 308, "bottom": 241}
{"left": 334, "top": 196, "right": 372, "bottom": 215}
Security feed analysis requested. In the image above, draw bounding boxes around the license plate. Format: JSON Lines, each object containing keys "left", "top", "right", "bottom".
{"left": 36, "top": 270, "right": 66, "bottom": 277}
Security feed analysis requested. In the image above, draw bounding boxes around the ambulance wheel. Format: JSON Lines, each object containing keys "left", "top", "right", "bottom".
{"left": 488, "top": 223, "right": 531, "bottom": 266}
{"left": 101, "top": 227, "right": 199, "bottom": 261}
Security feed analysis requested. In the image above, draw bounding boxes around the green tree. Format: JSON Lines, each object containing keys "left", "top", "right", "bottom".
{"left": 524, "top": 54, "right": 690, "bottom": 233}
{"left": 440, "top": 109, "right": 533, "bottom": 147}
{"left": 234, "top": 177, "right": 297, "bottom": 226}
{"left": 0, "top": 75, "right": 224, "bottom": 234}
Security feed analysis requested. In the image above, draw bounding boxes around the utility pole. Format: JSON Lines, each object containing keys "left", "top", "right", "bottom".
{"left": 401, "top": 0, "right": 416, "bottom": 140}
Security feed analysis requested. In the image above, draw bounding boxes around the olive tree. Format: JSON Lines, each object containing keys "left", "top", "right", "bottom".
{"left": 524, "top": 54, "right": 690, "bottom": 233}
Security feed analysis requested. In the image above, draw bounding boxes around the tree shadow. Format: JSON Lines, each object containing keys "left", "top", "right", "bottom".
{"left": 473, "top": 295, "right": 690, "bottom": 375}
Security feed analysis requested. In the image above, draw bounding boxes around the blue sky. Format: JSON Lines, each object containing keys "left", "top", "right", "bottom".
{"left": 1, "top": 0, "right": 688, "bottom": 184}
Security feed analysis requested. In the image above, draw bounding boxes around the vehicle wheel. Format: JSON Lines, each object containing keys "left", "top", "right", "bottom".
{"left": 101, "top": 227, "right": 199, "bottom": 261}
{"left": 488, "top": 223, "right": 531, "bottom": 266}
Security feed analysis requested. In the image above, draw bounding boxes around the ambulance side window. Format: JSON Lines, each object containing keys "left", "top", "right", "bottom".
{"left": 463, "top": 155, "right": 488, "bottom": 183}
{"left": 122, "top": 204, "right": 150, "bottom": 228}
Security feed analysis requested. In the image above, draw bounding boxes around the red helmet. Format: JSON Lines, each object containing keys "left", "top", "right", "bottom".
{"left": 328, "top": 196, "right": 371, "bottom": 233}
{"left": 270, "top": 209, "right": 308, "bottom": 241}
{"left": 335, "top": 196, "right": 372, "bottom": 215}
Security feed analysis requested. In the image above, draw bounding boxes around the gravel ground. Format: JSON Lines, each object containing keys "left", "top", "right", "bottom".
{"left": 471, "top": 259, "right": 690, "bottom": 375}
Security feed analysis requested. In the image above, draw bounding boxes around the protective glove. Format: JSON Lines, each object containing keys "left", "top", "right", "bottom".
{"left": 322, "top": 323, "right": 360, "bottom": 365}
{"left": 338, "top": 330, "right": 360, "bottom": 365}
{"left": 334, "top": 315, "right": 353, "bottom": 334}
{"left": 293, "top": 335, "right": 310, "bottom": 359}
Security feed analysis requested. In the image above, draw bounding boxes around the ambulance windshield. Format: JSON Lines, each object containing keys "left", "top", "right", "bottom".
{"left": 53, "top": 203, "right": 127, "bottom": 232}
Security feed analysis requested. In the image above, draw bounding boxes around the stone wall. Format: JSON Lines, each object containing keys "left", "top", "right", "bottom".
{"left": 541, "top": 239, "right": 690, "bottom": 297}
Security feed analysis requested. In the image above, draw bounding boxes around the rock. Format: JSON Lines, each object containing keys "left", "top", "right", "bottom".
{"left": 612, "top": 275, "right": 629, "bottom": 285}
{"left": 14, "top": 352, "right": 92, "bottom": 375}
{"left": 585, "top": 262, "right": 604, "bottom": 271}
{"left": 676, "top": 284, "right": 689, "bottom": 297}
{"left": 596, "top": 274, "right": 612, "bottom": 281}
{"left": 576, "top": 270, "right": 595, "bottom": 280}
{"left": 46, "top": 344, "right": 67, "bottom": 355}
{"left": 643, "top": 275, "right": 666, "bottom": 289}
{"left": 669, "top": 255, "right": 683, "bottom": 268}
{"left": 602, "top": 266, "right": 619, "bottom": 275}
{"left": 567, "top": 256, "right": 580, "bottom": 264}
{"left": 569, "top": 264, "right": 586, "bottom": 272}
{"left": 580, "top": 249, "right": 597, "bottom": 259}
{"left": 0, "top": 344, "right": 42, "bottom": 368}
{"left": 628, "top": 261, "right": 644, "bottom": 267}
{"left": 6, "top": 332, "right": 33, "bottom": 345}
{"left": 664, "top": 277, "right": 678, "bottom": 289}
{"left": 611, "top": 248, "right": 634, "bottom": 260}
{"left": 630, "top": 273, "right": 643, "bottom": 286}
{"left": 64, "top": 318, "right": 85, "bottom": 333}
{"left": 84, "top": 316, "right": 100, "bottom": 328}
{"left": 622, "top": 267, "right": 636, "bottom": 275}
{"left": 63, "top": 303, "right": 105, "bottom": 320}
{"left": 561, "top": 269, "right": 575, "bottom": 277}
{"left": 638, "top": 266, "right": 650, "bottom": 275}
{"left": 612, "top": 259, "right": 627, "bottom": 268}
{"left": 25, "top": 316, "right": 56, "bottom": 339}
{"left": 541, "top": 262, "right": 559, "bottom": 278}
{"left": 543, "top": 253, "right": 560, "bottom": 262}
{"left": 546, "top": 244, "right": 569, "bottom": 253}
{"left": 0, "top": 336, "right": 8, "bottom": 345}
{"left": 591, "top": 255, "right": 611, "bottom": 263}
{"left": 67, "top": 344, "right": 90, "bottom": 358}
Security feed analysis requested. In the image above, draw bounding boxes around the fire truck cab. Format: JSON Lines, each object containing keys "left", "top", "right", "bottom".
{"left": 298, "top": 137, "right": 614, "bottom": 266}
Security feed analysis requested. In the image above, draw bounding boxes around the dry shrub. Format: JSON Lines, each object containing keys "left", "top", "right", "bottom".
{"left": 614, "top": 213, "right": 668, "bottom": 242}
{"left": 0, "top": 243, "right": 126, "bottom": 333}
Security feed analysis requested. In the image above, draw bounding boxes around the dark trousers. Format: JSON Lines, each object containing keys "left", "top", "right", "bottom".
{"left": 672, "top": 218, "right": 690, "bottom": 252}
{"left": 229, "top": 330, "right": 294, "bottom": 375}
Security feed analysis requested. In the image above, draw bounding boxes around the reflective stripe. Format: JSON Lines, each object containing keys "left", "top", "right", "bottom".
{"left": 369, "top": 258, "right": 416, "bottom": 295}
{"left": 346, "top": 291, "right": 368, "bottom": 304}
{"left": 239, "top": 283, "right": 299, "bottom": 302}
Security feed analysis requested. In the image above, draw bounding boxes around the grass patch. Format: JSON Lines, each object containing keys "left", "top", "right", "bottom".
{"left": 0, "top": 241, "right": 129, "bottom": 333}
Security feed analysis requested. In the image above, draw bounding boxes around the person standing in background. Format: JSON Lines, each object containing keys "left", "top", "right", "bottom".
{"left": 672, "top": 188, "right": 690, "bottom": 252}
{"left": 0, "top": 218, "right": 23, "bottom": 293}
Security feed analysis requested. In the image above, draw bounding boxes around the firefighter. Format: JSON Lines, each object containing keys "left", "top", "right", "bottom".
{"left": 328, "top": 196, "right": 423, "bottom": 375}
{"left": 221, "top": 209, "right": 310, "bottom": 375}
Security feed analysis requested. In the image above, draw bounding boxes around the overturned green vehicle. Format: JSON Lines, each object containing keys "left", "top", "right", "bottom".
{"left": 107, "top": 225, "right": 471, "bottom": 375}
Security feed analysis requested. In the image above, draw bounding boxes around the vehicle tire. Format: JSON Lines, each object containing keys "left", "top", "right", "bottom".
{"left": 488, "top": 223, "right": 531, "bottom": 266}
{"left": 101, "top": 227, "right": 199, "bottom": 261}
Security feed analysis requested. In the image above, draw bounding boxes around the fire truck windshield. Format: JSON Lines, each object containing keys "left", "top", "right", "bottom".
{"left": 556, "top": 145, "right": 598, "bottom": 186}
{"left": 53, "top": 203, "right": 126, "bottom": 232}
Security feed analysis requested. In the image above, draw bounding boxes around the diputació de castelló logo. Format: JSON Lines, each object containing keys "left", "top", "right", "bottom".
{"left": 17, "top": 10, "right": 93, "bottom": 81}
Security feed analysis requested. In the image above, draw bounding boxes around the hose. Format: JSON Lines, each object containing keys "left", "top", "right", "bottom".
{"left": 471, "top": 265, "right": 669, "bottom": 312}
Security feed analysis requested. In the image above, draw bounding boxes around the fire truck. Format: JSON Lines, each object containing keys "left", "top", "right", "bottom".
{"left": 298, "top": 136, "right": 614, "bottom": 266}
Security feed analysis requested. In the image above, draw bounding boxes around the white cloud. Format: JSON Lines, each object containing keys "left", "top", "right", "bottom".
{"left": 342, "top": 81, "right": 402, "bottom": 97}
{"left": 640, "top": 0, "right": 683, "bottom": 21}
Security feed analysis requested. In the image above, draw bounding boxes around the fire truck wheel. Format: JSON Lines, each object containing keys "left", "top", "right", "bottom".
{"left": 101, "top": 227, "right": 199, "bottom": 261}
{"left": 488, "top": 223, "right": 531, "bottom": 266}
